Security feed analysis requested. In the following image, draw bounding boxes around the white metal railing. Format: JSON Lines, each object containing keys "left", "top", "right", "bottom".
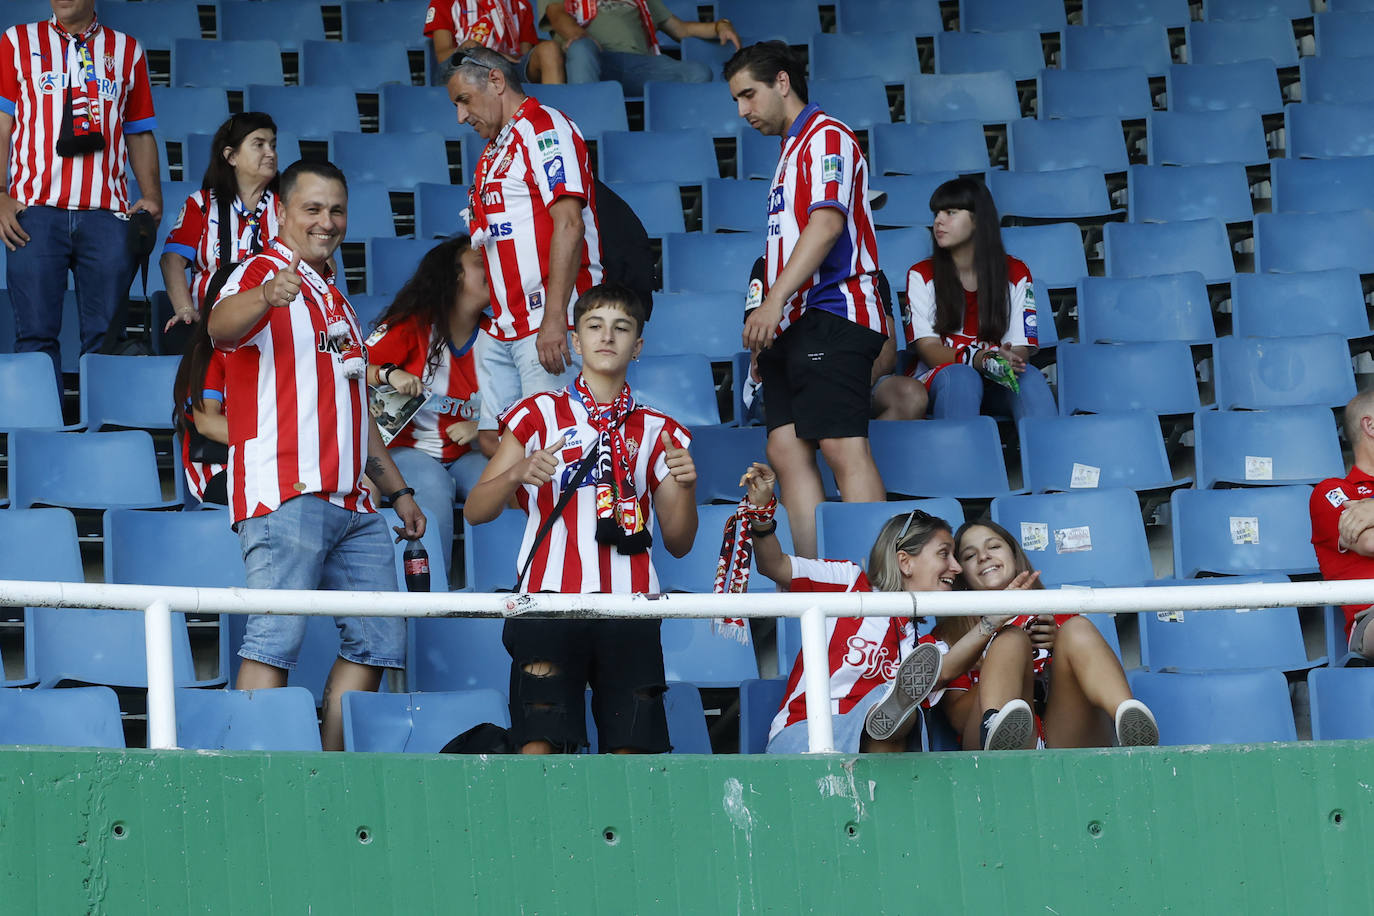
{"left": 3, "top": 577, "right": 1373, "bottom": 754}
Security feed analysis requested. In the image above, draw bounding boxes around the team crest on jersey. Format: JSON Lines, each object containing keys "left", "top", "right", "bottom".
{"left": 425, "top": 6, "right": 436, "bottom": 23}
{"left": 535, "top": 131, "right": 561, "bottom": 161}
{"left": 544, "top": 156, "right": 565, "bottom": 186}
{"left": 494, "top": 146, "right": 516, "bottom": 178}
{"left": 1327, "top": 487, "right": 1349, "bottom": 508}
{"left": 625, "top": 436, "right": 639, "bottom": 461}
{"left": 104, "top": 55, "right": 116, "bottom": 76}
{"left": 172, "top": 204, "right": 186, "bottom": 231}
{"left": 38, "top": 71, "right": 61, "bottom": 94}
{"left": 471, "top": 18, "right": 493, "bottom": 42}
{"left": 527, "top": 290, "right": 544, "bottom": 312}
{"left": 821, "top": 154, "right": 844, "bottom": 184}
{"left": 364, "top": 324, "right": 388, "bottom": 347}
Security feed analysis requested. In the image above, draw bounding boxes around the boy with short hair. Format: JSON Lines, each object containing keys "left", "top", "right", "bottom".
{"left": 464, "top": 282, "right": 698, "bottom": 754}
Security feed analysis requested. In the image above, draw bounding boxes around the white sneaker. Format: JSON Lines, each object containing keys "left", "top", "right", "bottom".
{"left": 864, "top": 641, "right": 942, "bottom": 743}
{"left": 1115, "top": 698, "right": 1160, "bottom": 747}
{"left": 980, "top": 699, "right": 1034, "bottom": 751}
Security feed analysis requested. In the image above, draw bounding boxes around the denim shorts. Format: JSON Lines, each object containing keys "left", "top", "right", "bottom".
{"left": 474, "top": 330, "right": 579, "bottom": 430}
{"left": 236, "top": 495, "right": 406, "bottom": 670}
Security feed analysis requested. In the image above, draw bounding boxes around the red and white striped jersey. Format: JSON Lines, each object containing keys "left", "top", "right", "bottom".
{"left": 181, "top": 350, "right": 227, "bottom": 504}
{"left": 164, "top": 189, "right": 280, "bottom": 309}
{"left": 423, "top": 0, "right": 538, "bottom": 57}
{"left": 769, "top": 557, "right": 915, "bottom": 741}
{"left": 365, "top": 317, "right": 481, "bottom": 463}
{"left": 473, "top": 97, "right": 602, "bottom": 341}
{"left": 0, "top": 17, "right": 156, "bottom": 211}
{"left": 500, "top": 385, "right": 690, "bottom": 594}
{"left": 213, "top": 240, "right": 376, "bottom": 524}
{"left": 902, "top": 255, "right": 1038, "bottom": 384}
{"left": 763, "top": 104, "right": 887, "bottom": 339}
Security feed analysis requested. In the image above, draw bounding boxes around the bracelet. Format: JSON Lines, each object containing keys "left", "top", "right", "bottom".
{"left": 380, "top": 363, "right": 400, "bottom": 385}
{"left": 386, "top": 486, "right": 415, "bottom": 503}
{"left": 749, "top": 520, "right": 777, "bottom": 537}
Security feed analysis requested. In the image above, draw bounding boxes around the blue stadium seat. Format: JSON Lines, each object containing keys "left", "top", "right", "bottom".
{"left": 835, "top": 0, "right": 943, "bottom": 35}
{"left": 1061, "top": 23, "right": 1173, "bottom": 77}
{"left": 815, "top": 499, "right": 966, "bottom": 570}
{"left": 1165, "top": 61, "right": 1283, "bottom": 114}
{"left": 628, "top": 354, "right": 721, "bottom": 426}
{"left": 1018, "top": 413, "right": 1186, "bottom": 493}
{"left": 1147, "top": 109, "right": 1269, "bottom": 166}
{"left": 600, "top": 130, "right": 719, "bottom": 185}
{"left": 641, "top": 292, "right": 742, "bottom": 362}
{"left": 342, "top": 0, "right": 431, "bottom": 48}
{"left": 1126, "top": 669, "right": 1297, "bottom": 745}
{"left": 1308, "top": 668, "right": 1374, "bottom": 740}
{"left": 529, "top": 81, "right": 630, "bottom": 139}
{"left": 1170, "top": 484, "right": 1318, "bottom": 577}
{"left": 678, "top": 35, "right": 736, "bottom": 81}
{"left": 739, "top": 677, "right": 788, "bottom": 754}
{"left": 1, "top": 0, "right": 55, "bottom": 29}
{"left": 870, "top": 121, "right": 990, "bottom": 176}
{"left": 181, "top": 129, "right": 298, "bottom": 190}
{"left": 1193, "top": 407, "right": 1345, "bottom": 488}
{"left": 1081, "top": 0, "right": 1190, "bottom": 26}
{"left": 1201, "top": 0, "right": 1311, "bottom": 20}
{"left": 331, "top": 131, "right": 449, "bottom": 191}
{"left": 244, "top": 85, "right": 360, "bottom": 141}
{"left": 656, "top": 503, "right": 794, "bottom": 594}
{"left": 1036, "top": 66, "right": 1153, "bottom": 120}
{"left": 661, "top": 618, "right": 760, "bottom": 688}
{"left": 1103, "top": 218, "right": 1235, "bottom": 282}
{"left": 342, "top": 689, "right": 510, "bottom": 753}
{"left": 1284, "top": 102, "right": 1374, "bottom": 159}
{"left": 220, "top": 1, "right": 324, "bottom": 51}
{"left": 1272, "top": 156, "right": 1374, "bottom": 215}
{"left": 1008, "top": 115, "right": 1130, "bottom": 173}
{"left": 877, "top": 228, "right": 935, "bottom": 293}
{"left": 959, "top": 0, "right": 1067, "bottom": 32}
{"left": 1329, "top": 0, "right": 1374, "bottom": 9}
{"left": 100, "top": 1, "right": 203, "bottom": 50}
{"left": 810, "top": 77, "right": 894, "bottom": 131}
{"left": 701, "top": 178, "right": 767, "bottom": 233}
{"left": 986, "top": 167, "right": 1116, "bottom": 221}
{"left": 1055, "top": 341, "right": 1202, "bottom": 415}
{"left": 715, "top": 0, "right": 820, "bottom": 45}
{"left": 462, "top": 509, "right": 526, "bottom": 593}
{"left": 1002, "top": 222, "right": 1090, "bottom": 288}
{"left": 1138, "top": 578, "right": 1318, "bottom": 673}
{"left": 935, "top": 30, "right": 1047, "bottom": 82}
{"left": 24, "top": 604, "right": 205, "bottom": 689}
{"left": 1314, "top": 10, "right": 1374, "bottom": 58}
{"left": 0, "top": 687, "right": 125, "bottom": 748}
{"left": 609, "top": 181, "right": 685, "bottom": 237}
{"left": 1127, "top": 163, "right": 1254, "bottom": 224}
{"left": 407, "top": 617, "right": 511, "bottom": 694}
{"left": 78, "top": 354, "right": 179, "bottom": 432}
{"left": 643, "top": 80, "right": 737, "bottom": 136}
{"left": 149, "top": 87, "right": 230, "bottom": 141}
{"left": 349, "top": 295, "right": 392, "bottom": 334}
{"left": 0, "top": 509, "right": 83, "bottom": 588}
{"left": 585, "top": 682, "right": 712, "bottom": 754}
{"left": 685, "top": 424, "right": 767, "bottom": 503}
{"left": 1185, "top": 18, "right": 1299, "bottom": 67}
{"left": 869, "top": 418, "right": 1018, "bottom": 499}
{"left": 990, "top": 488, "right": 1155, "bottom": 586}
{"left": 379, "top": 85, "right": 466, "bottom": 140}
{"left": 7, "top": 430, "right": 169, "bottom": 510}
{"left": 175, "top": 687, "right": 323, "bottom": 751}
{"left": 366, "top": 238, "right": 435, "bottom": 296}
{"left": 1076, "top": 272, "right": 1215, "bottom": 343}
{"left": 735, "top": 126, "right": 780, "bottom": 180}
{"left": 810, "top": 31, "right": 921, "bottom": 84}
{"left": 870, "top": 173, "right": 959, "bottom": 228}
{"left": 906, "top": 72, "right": 1022, "bottom": 124}
{"left": 343, "top": 180, "right": 397, "bottom": 242}
{"left": 300, "top": 40, "right": 411, "bottom": 90}
{"left": 1231, "top": 269, "right": 1369, "bottom": 339}
{"left": 1255, "top": 210, "right": 1374, "bottom": 274}
{"left": 414, "top": 182, "right": 470, "bottom": 239}
{"left": 0, "top": 353, "right": 68, "bottom": 432}
{"left": 1213, "top": 333, "right": 1357, "bottom": 411}
{"left": 173, "top": 39, "right": 283, "bottom": 91}
{"left": 661, "top": 232, "right": 762, "bottom": 294}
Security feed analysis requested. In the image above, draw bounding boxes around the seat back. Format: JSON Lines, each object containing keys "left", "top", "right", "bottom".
{"left": 661, "top": 619, "right": 760, "bottom": 688}
{"left": 836, "top": 0, "right": 943, "bottom": 34}
{"left": 1147, "top": 108, "right": 1270, "bottom": 166}
{"left": 244, "top": 85, "right": 359, "bottom": 141}
{"left": 1270, "top": 157, "right": 1374, "bottom": 215}
{"left": 815, "top": 498, "right": 966, "bottom": 570}
{"left": 1037, "top": 66, "right": 1152, "bottom": 120}
{"left": 599, "top": 130, "right": 718, "bottom": 185}
{"left": 1127, "top": 163, "right": 1254, "bottom": 224}
{"left": 1193, "top": 407, "right": 1345, "bottom": 489}
{"left": 221, "top": 0, "right": 324, "bottom": 50}
{"left": 413, "top": 182, "right": 471, "bottom": 239}
{"left": 1185, "top": 17, "right": 1300, "bottom": 67}
{"left": 300, "top": 39, "right": 411, "bottom": 89}
{"left": 149, "top": 87, "right": 230, "bottom": 141}
{"left": 1076, "top": 271, "right": 1215, "bottom": 343}
{"left": 1165, "top": 60, "right": 1283, "bottom": 114}
{"left": 1103, "top": 218, "right": 1235, "bottom": 282}
{"left": 1138, "top": 578, "right": 1315, "bottom": 672}
{"left": 1254, "top": 209, "right": 1374, "bottom": 274}
{"left": 175, "top": 687, "right": 323, "bottom": 751}
{"left": 79, "top": 354, "right": 180, "bottom": 431}
{"left": 1308, "top": 667, "right": 1374, "bottom": 740}
{"left": 870, "top": 172, "right": 958, "bottom": 228}
{"left": 379, "top": 85, "right": 467, "bottom": 139}
{"left": 173, "top": 39, "right": 283, "bottom": 91}
{"left": 0, "top": 508, "right": 83, "bottom": 586}
{"left": 1061, "top": 23, "right": 1173, "bottom": 76}
{"left": 1213, "top": 333, "right": 1356, "bottom": 411}
{"left": 464, "top": 510, "right": 526, "bottom": 593}
{"left": 1314, "top": 10, "right": 1374, "bottom": 59}
{"left": 332, "top": 131, "right": 449, "bottom": 190}
{"left": 936, "top": 30, "right": 1047, "bottom": 82}
{"left": 366, "top": 237, "right": 437, "bottom": 297}
{"left": 656, "top": 503, "right": 794, "bottom": 594}
{"left": 1056, "top": 341, "right": 1201, "bottom": 415}
{"left": 610, "top": 180, "right": 685, "bottom": 238}
{"left": 627, "top": 354, "right": 721, "bottom": 426}
{"left": 685, "top": 424, "right": 768, "bottom": 503}
{"left": 0, "top": 686, "right": 125, "bottom": 748}
{"left": 700, "top": 178, "right": 768, "bottom": 233}
{"left": 1127, "top": 669, "right": 1297, "bottom": 744}
{"left": 990, "top": 488, "right": 1154, "bottom": 586}
{"left": 644, "top": 81, "right": 743, "bottom": 136}
{"left": 869, "top": 418, "right": 1013, "bottom": 498}
{"left": 407, "top": 617, "right": 511, "bottom": 693}
{"left": 530, "top": 82, "right": 629, "bottom": 139}
{"left": 810, "top": 31, "right": 922, "bottom": 84}
{"left": 1018, "top": 413, "right": 1178, "bottom": 493}
{"left": 870, "top": 121, "right": 989, "bottom": 176}
{"left": 0, "top": 352, "right": 65, "bottom": 431}
{"left": 810, "top": 77, "right": 893, "bottom": 130}
{"left": 738, "top": 677, "right": 788, "bottom": 753}
{"left": 661, "top": 232, "right": 763, "bottom": 295}
{"left": 8, "top": 430, "right": 165, "bottom": 510}
{"left": 1002, "top": 222, "right": 1090, "bottom": 288}
{"left": 1284, "top": 101, "right": 1374, "bottom": 159}
{"left": 960, "top": 0, "right": 1067, "bottom": 32}
{"left": 342, "top": 689, "right": 511, "bottom": 753}
{"left": 987, "top": 167, "right": 1115, "bottom": 221}
{"left": 1009, "top": 115, "right": 1130, "bottom": 173}
{"left": 1082, "top": 0, "right": 1191, "bottom": 28}
{"left": 1230, "top": 268, "right": 1369, "bottom": 339}
{"left": 906, "top": 72, "right": 1021, "bottom": 124}
{"left": 716, "top": 0, "right": 820, "bottom": 45}
{"left": 26, "top": 605, "right": 200, "bottom": 689}
{"left": 1170, "top": 485, "right": 1318, "bottom": 578}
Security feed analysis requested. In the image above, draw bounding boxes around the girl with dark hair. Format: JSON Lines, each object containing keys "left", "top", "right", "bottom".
{"left": 171, "top": 272, "right": 232, "bottom": 508}
{"left": 160, "top": 112, "right": 279, "bottom": 331}
{"left": 938, "top": 519, "right": 1158, "bottom": 750}
{"left": 874, "top": 177, "right": 1056, "bottom": 420}
{"left": 363, "top": 236, "right": 490, "bottom": 578}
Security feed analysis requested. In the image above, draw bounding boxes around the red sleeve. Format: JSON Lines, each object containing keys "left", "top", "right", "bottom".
{"left": 0, "top": 32, "right": 18, "bottom": 111}
{"left": 498, "top": 393, "right": 541, "bottom": 445}
{"left": 212, "top": 256, "right": 278, "bottom": 350}
{"left": 1311, "top": 478, "right": 1348, "bottom": 553}
{"left": 364, "top": 317, "right": 428, "bottom": 377}
{"left": 648, "top": 415, "right": 692, "bottom": 489}
{"left": 423, "top": 0, "right": 456, "bottom": 36}
{"left": 203, "top": 350, "right": 226, "bottom": 395}
{"left": 164, "top": 191, "right": 207, "bottom": 252}
{"left": 122, "top": 42, "right": 156, "bottom": 130}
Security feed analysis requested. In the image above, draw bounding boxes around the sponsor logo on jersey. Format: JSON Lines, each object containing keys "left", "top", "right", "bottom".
{"left": 821, "top": 154, "right": 844, "bottom": 184}
{"left": 424, "top": 6, "right": 436, "bottom": 23}
{"left": 364, "top": 325, "right": 387, "bottom": 347}
{"left": 481, "top": 188, "right": 503, "bottom": 207}
{"left": 38, "top": 71, "right": 61, "bottom": 94}
{"left": 745, "top": 277, "right": 763, "bottom": 311}
{"left": 172, "top": 204, "right": 186, "bottom": 231}
{"left": 1024, "top": 308, "right": 1037, "bottom": 338}
{"left": 1328, "top": 487, "right": 1350, "bottom": 508}
{"left": 316, "top": 331, "right": 347, "bottom": 355}
{"left": 543, "top": 155, "right": 565, "bottom": 186}
{"left": 767, "top": 186, "right": 785, "bottom": 215}
{"left": 527, "top": 290, "right": 544, "bottom": 312}
{"left": 536, "top": 131, "right": 561, "bottom": 161}
{"left": 486, "top": 220, "right": 514, "bottom": 238}
{"left": 842, "top": 635, "right": 899, "bottom": 681}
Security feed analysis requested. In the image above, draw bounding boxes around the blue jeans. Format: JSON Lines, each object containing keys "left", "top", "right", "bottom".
{"left": 474, "top": 330, "right": 579, "bottom": 430}
{"left": 388, "top": 446, "right": 488, "bottom": 581}
{"left": 236, "top": 495, "right": 406, "bottom": 670}
{"left": 927, "top": 364, "right": 1058, "bottom": 422}
{"left": 6, "top": 205, "right": 132, "bottom": 391}
{"left": 564, "top": 40, "right": 711, "bottom": 95}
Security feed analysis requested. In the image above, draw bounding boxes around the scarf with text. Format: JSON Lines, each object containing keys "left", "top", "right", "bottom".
{"left": 711, "top": 495, "right": 777, "bottom": 644}
{"left": 573, "top": 374, "right": 651, "bottom": 555}
{"left": 563, "top": 0, "right": 660, "bottom": 55}
{"left": 51, "top": 15, "right": 105, "bottom": 157}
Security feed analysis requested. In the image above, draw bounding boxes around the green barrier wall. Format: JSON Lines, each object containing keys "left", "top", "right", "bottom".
{"left": 2, "top": 743, "right": 1371, "bottom": 914}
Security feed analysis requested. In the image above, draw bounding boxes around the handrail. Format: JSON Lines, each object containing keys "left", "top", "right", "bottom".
{"left": 3, "top": 577, "right": 1371, "bottom": 754}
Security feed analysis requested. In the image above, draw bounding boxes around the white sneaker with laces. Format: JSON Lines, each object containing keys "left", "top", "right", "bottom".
{"left": 1114, "top": 698, "right": 1160, "bottom": 747}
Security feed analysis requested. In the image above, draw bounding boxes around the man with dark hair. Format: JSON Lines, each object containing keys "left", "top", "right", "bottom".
{"left": 1312, "top": 389, "right": 1374, "bottom": 662}
{"left": 208, "top": 158, "right": 426, "bottom": 752}
{"left": 464, "top": 282, "right": 698, "bottom": 755}
{"left": 444, "top": 46, "right": 603, "bottom": 456}
{"left": 726, "top": 41, "right": 889, "bottom": 558}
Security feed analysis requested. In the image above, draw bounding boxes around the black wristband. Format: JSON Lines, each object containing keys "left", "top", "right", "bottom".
{"left": 387, "top": 486, "right": 415, "bottom": 503}
{"left": 380, "top": 363, "right": 400, "bottom": 385}
{"left": 749, "top": 520, "right": 777, "bottom": 537}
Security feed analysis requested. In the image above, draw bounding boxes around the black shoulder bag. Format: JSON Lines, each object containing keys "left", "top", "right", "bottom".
{"left": 511, "top": 443, "right": 598, "bottom": 592}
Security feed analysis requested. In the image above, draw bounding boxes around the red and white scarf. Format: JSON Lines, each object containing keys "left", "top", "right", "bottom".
{"left": 563, "top": 0, "right": 660, "bottom": 55}
{"left": 711, "top": 495, "right": 777, "bottom": 644}
{"left": 572, "top": 374, "right": 651, "bottom": 555}
{"left": 50, "top": 15, "right": 104, "bottom": 157}
{"left": 465, "top": 96, "right": 535, "bottom": 248}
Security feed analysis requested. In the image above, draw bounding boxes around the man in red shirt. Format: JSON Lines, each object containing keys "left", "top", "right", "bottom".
{"left": 1311, "top": 389, "right": 1374, "bottom": 661}
{"left": 423, "top": 0, "right": 564, "bottom": 85}
{"left": 0, "top": 0, "right": 162, "bottom": 390}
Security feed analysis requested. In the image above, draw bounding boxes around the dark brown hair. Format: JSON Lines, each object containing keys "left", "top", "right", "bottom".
{"left": 928, "top": 177, "right": 1010, "bottom": 342}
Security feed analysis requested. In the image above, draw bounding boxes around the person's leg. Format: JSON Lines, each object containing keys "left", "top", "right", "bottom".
{"left": 964, "top": 626, "right": 1034, "bottom": 750}
{"left": 388, "top": 446, "right": 458, "bottom": 580}
{"left": 503, "top": 618, "right": 592, "bottom": 754}
{"left": 71, "top": 209, "right": 133, "bottom": 355}
{"left": 818, "top": 436, "right": 887, "bottom": 504}
{"left": 600, "top": 50, "right": 710, "bottom": 95}
{"left": 512, "top": 332, "right": 579, "bottom": 400}
{"left": 474, "top": 331, "right": 523, "bottom": 435}
{"left": 6, "top": 205, "right": 72, "bottom": 391}
{"left": 446, "top": 449, "right": 490, "bottom": 500}
{"left": 926, "top": 365, "right": 983, "bottom": 419}
{"left": 765, "top": 424, "right": 823, "bottom": 558}
{"left": 322, "top": 508, "right": 405, "bottom": 751}
{"left": 591, "top": 619, "right": 669, "bottom": 754}
{"left": 562, "top": 36, "right": 601, "bottom": 84}
{"left": 1042, "top": 615, "right": 1132, "bottom": 748}
{"left": 526, "top": 40, "right": 565, "bottom": 84}
{"left": 982, "top": 365, "right": 1057, "bottom": 422}
{"left": 872, "top": 375, "right": 929, "bottom": 420}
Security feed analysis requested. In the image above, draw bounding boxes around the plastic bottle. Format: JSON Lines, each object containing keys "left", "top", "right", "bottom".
{"left": 403, "top": 541, "right": 430, "bottom": 593}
